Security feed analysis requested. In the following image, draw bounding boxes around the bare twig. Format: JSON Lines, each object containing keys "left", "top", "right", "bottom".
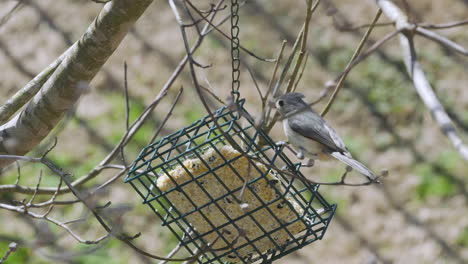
{"left": 27, "top": 170, "right": 43, "bottom": 206}
{"left": 159, "top": 241, "right": 183, "bottom": 264}
{"left": 0, "top": 1, "right": 23, "bottom": 28}
{"left": 1, "top": 1, "right": 239, "bottom": 261}
{"left": 418, "top": 18, "right": 468, "bottom": 29}
{"left": 90, "top": 0, "right": 112, "bottom": 3}
{"left": 292, "top": 51, "right": 309, "bottom": 92}
{"left": 334, "top": 21, "right": 394, "bottom": 31}
{"left": 0, "top": 201, "right": 109, "bottom": 245}
{"left": 0, "top": 0, "right": 154, "bottom": 169}
{"left": 124, "top": 62, "right": 130, "bottom": 130}
{"left": 263, "top": 0, "right": 322, "bottom": 134}
{"left": 200, "top": 84, "right": 226, "bottom": 105}
{"left": 264, "top": 40, "right": 287, "bottom": 105}
{"left": 0, "top": 242, "right": 17, "bottom": 264}
{"left": 246, "top": 65, "right": 264, "bottom": 101}
{"left": 184, "top": 0, "right": 275, "bottom": 62}
{"left": 256, "top": 41, "right": 287, "bottom": 129}
{"left": 0, "top": 58, "right": 62, "bottom": 124}
{"left": 307, "top": 27, "right": 399, "bottom": 109}
{"left": 0, "top": 0, "right": 235, "bottom": 196}
{"left": 376, "top": 0, "right": 468, "bottom": 161}
{"left": 272, "top": 29, "right": 304, "bottom": 98}
{"left": 149, "top": 87, "right": 184, "bottom": 144}
{"left": 341, "top": 29, "right": 401, "bottom": 77}
{"left": 321, "top": 9, "right": 382, "bottom": 117}
{"left": 0, "top": 150, "right": 204, "bottom": 261}
{"left": 263, "top": 28, "right": 304, "bottom": 134}
{"left": 14, "top": 161, "right": 20, "bottom": 185}
{"left": 416, "top": 27, "right": 468, "bottom": 56}
{"left": 285, "top": 0, "right": 320, "bottom": 92}
{"left": 198, "top": 70, "right": 226, "bottom": 106}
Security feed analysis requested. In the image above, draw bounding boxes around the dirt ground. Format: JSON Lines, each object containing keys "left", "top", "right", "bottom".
{"left": 0, "top": 0, "right": 467, "bottom": 263}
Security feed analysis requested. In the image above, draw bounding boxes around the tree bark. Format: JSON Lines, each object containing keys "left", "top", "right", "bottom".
{"left": 0, "top": 0, "right": 154, "bottom": 169}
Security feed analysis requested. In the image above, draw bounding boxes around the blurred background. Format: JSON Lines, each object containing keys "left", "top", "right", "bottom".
{"left": 0, "top": 0, "right": 467, "bottom": 263}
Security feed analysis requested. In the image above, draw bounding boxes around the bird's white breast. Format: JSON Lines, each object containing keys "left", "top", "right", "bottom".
{"left": 282, "top": 120, "right": 326, "bottom": 159}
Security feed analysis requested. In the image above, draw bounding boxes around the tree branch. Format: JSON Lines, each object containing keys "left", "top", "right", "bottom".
{"left": 321, "top": 8, "right": 382, "bottom": 117}
{"left": 416, "top": 27, "right": 468, "bottom": 56}
{"left": 0, "top": 0, "right": 154, "bottom": 169}
{"left": 375, "top": 0, "right": 468, "bottom": 161}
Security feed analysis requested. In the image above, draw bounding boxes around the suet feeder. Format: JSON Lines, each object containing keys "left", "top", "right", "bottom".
{"left": 125, "top": 99, "right": 336, "bottom": 263}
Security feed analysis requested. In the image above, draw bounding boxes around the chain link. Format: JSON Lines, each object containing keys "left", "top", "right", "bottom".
{"left": 230, "top": 0, "right": 241, "bottom": 101}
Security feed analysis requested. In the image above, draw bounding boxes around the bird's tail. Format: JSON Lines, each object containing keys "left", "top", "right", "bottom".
{"left": 331, "top": 152, "right": 379, "bottom": 182}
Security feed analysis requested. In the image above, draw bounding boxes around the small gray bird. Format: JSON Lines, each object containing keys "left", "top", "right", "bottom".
{"left": 275, "top": 92, "right": 378, "bottom": 181}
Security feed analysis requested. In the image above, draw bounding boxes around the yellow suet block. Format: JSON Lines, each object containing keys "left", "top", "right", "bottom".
{"left": 157, "top": 145, "right": 306, "bottom": 261}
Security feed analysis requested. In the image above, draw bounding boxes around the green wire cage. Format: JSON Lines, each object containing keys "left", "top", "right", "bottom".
{"left": 125, "top": 99, "right": 336, "bottom": 263}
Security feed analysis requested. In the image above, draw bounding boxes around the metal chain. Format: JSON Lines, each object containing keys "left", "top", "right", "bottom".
{"left": 230, "top": 0, "right": 241, "bottom": 101}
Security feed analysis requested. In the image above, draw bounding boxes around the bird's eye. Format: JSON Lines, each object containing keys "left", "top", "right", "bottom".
{"left": 277, "top": 100, "right": 284, "bottom": 107}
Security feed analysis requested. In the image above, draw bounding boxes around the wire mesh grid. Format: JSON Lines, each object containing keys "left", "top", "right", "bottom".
{"left": 125, "top": 100, "right": 336, "bottom": 263}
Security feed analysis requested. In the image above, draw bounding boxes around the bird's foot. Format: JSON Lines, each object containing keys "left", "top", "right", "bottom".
{"left": 296, "top": 149, "right": 305, "bottom": 160}
{"left": 301, "top": 159, "right": 314, "bottom": 167}
{"left": 276, "top": 141, "right": 289, "bottom": 147}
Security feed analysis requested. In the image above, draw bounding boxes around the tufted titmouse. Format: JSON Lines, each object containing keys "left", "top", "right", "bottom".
{"left": 275, "top": 92, "right": 378, "bottom": 182}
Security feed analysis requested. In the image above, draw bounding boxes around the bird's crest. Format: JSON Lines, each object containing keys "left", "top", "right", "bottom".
{"left": 279, "top": 92, "right": 305, "bottom": 101}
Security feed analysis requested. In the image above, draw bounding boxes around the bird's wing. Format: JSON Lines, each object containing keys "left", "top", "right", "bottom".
{"left": 322, "top": 121, "right": 349, "bottom": 154}
{"left": 288, "top": 110, "right": 347, "bottom": 153}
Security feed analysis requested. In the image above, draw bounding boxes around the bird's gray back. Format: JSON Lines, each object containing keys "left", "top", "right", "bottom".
{"left": 287, "top": 109, "right": 347, "bottom": 154}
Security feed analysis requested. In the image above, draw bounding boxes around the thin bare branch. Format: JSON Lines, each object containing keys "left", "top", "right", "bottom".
{"left": 256, "top": 41, "right": 287, "bottom": 129}
{"left": 149, "top": 87, "right": 184, "bottom": 144}
{"left": 0, "top": 0, "right": 236, "bottom": 196}
{"left": 376, "top": 0, "right": 468, "bottom": 161}
{"left": 0, "top": 242, "right": 17, "bottom": 264}
{"left": 0, "top": 58, "right": 62, "bottom": 124}
{"left": 184, "top": 0, "right": 275, "bottom": 62}
{"left": 285, "top": 0, "right": 320, "bottom": 92}
{"left": 124, "top": 62, "right": 130, "bottom": 130}
{"left": 0, "top": 201, "right": 109, "bottom": 245}
{"left": 263, "top": 1, "right": 322, "bottom": 134}
{"left": 418, "top": 18, "right": 468, "bottom": 29}
{"left": 0, "top": 150, "right": 204, "bottom": 261}
{"left": 0, "top": 0, "right": 154, "bottom": 169}
{"left": 159, "top": 241, "right": 183, "bottom": 264}
{"left": 246, "top": 66, "right": 264, "bottom": 101}
{"left": 345, "top": 29, "right": 400, "bottom": 72}
{"left": 292, "top": 51, "right": 309, "bottom": 92}
{"left": 416, "top": 27, "right": 468, "bottom": 56}
{"left": 27, "top": 170, "right": 43, "bottom": 206}
{"left": 0, "top": 1, "right": 23, "bottom": 27}
{"left": 321, "top": 9, "right": 382, "bottom": 117}
{"left": 14, "top": 161, "right": 20, "bottom": 185}
{"left": 334, "top": 21, "right": 394, "bottom": 31}
{"left": 263, "top": 29, "right": 304, "bottom": 134}
{"left": 316, "top": 28, "right": 400, "bottom": 108}
{"left": 90, "top": 0, "right": 112, "bottom": 3}
{"left": 199, "top": 83, "right": 226, "bottom": 105}
{"left": 264, "top": 40, "right": 287, "bottom": 104}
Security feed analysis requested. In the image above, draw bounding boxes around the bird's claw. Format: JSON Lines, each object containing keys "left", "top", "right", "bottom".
{"left": 276, "top": 141, "right": 288, "bottom": 147}
{"left": 301, "top": 159, "right": 314, "bottom": 167}
{"left": 296, "top": 149, "right": 305, "bottom": 160}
